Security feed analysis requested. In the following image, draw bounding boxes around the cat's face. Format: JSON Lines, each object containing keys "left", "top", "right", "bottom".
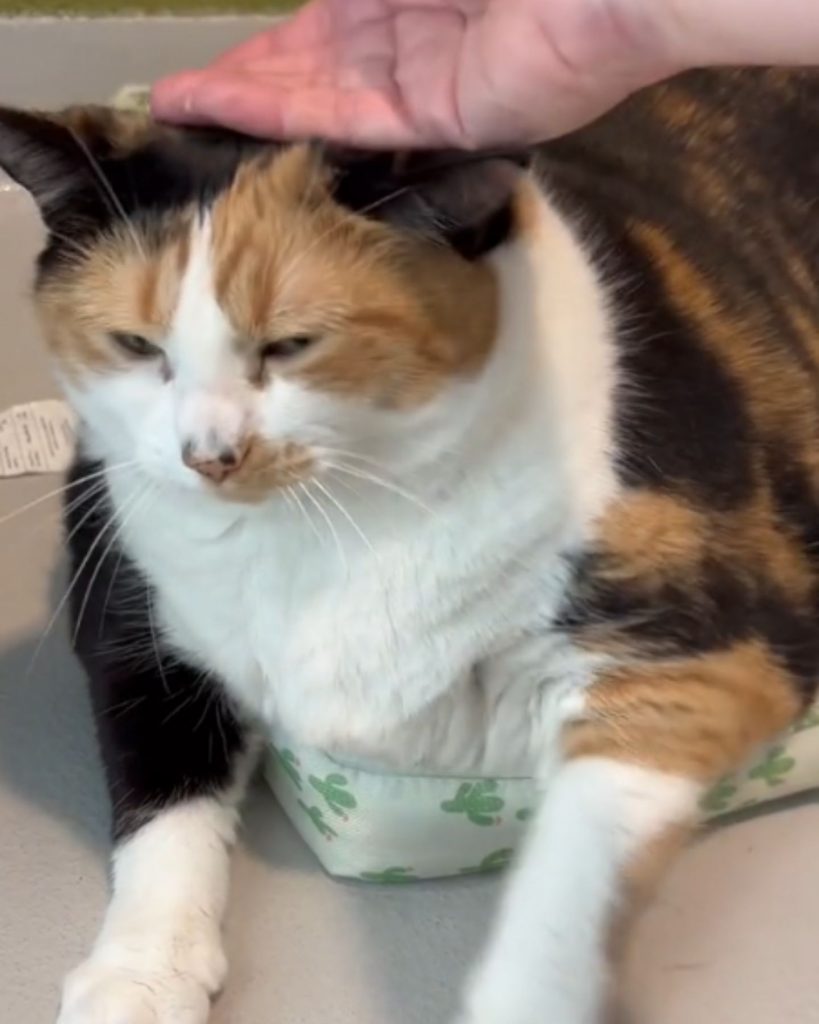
{"left": 0, "top": 107, "right": 523, "bottom": 504}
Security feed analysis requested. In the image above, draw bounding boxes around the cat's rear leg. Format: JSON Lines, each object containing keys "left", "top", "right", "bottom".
{"left": 457, "top": 646, "right": 803, "bottom": 1024}
{"left": 57, "top": 478, "right": 252, "bottom": 1024}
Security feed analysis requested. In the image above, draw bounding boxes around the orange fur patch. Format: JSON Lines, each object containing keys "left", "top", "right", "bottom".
{"left": 209, "top": 147, "right": 499, "bottom": 409}
{"left": 595, "top": 486, "right": 813, "bottom": 605}
{"left": 596, "top": 491, "right": 709, "bottom": 586}
{"left": 37, "top": 214, "right": 192, "bottom": 376}
{"left": 565, "top": 642, "right": 800, "bottom": 779}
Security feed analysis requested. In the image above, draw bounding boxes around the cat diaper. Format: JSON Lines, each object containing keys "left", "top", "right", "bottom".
{"left": 265, "top": 704, "right": 819, "bottom": 883}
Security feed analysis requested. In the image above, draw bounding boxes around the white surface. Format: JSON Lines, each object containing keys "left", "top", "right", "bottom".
{"left": 0, "top": 19, "right": 818, "bottom": 1024}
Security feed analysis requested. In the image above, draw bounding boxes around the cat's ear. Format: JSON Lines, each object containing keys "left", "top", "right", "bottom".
{"left": 329, "top": 150, "right": 528, "bottom": 259}
{"left": 0, "top": 108, "right": 89, "bottom": 227}
{"left": 0, "top": 106, "right": 149, "bottom": 231}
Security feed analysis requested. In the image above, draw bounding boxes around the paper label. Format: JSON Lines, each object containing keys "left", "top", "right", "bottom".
{"left": 0, "top": 400, "right": 77, "bottom": 477}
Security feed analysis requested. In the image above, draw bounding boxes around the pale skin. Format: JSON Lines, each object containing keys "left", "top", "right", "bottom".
{"left": 151, "top": 0, "right": 819, "bottom": 149}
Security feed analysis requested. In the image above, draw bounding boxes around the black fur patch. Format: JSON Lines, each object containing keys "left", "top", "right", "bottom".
{"left": 765, "top": 446, "right": 819, "bottom": 556}
{"left": 329, "top": 148, "right": 528, "bottom": 258}
{"left": 37, "top": 126, "right": 273, "bottom": 278}
{"left": 64, "top": 459, "right": 246, "bottom": 841}
{"left": 557, "top": 553, "right": 819, "bottom": 703}
{"left": 612, "top": 240, "right": 758, "bottom": 510}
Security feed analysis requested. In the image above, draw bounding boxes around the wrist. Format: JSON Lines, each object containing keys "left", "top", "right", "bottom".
{"left": 602, "top": 0, "right": 695, "bottom": 84}
{"left": 530, "top": 0, "right": 690, "bottom": 102}
{"left": 652, "top": 0, "right": 819, "bottom": 70}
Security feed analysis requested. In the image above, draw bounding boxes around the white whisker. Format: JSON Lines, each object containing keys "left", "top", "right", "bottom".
{"left": 287, "top": 484, "right": 323, "bottom": 546}
{"left": 72, "top": 483, "right": 156, "bottom": 648}
{"left": 317, "top": 446, "right": 400, "bottom": 474}
{"left": 28, "top": 481, "right": 145, "bottom": 671}
{"left": 98, "top": 541, "right": 128, "bottom": 636}
{"left": 322, "top": 461, "right": 437, "bottom": 519}
{"left": 62, "top": 479, "right": 108, "bottom": 521}
{"left": 311, "top": 478, "right": 377, "bottom": 557}
{"left": 324, "top": 470, "right": 365, "bottom": 503}
{"left": 0, "top": 459, "right": 137, "bottom": 530}
{"left": 62, "top": 485, "right": 115, "bottom": 551}
{"left": 67, "top": 127, "right": 147, "bottom": 261}
{"left": 301, "top": 481, "right": 348, "bottom": 575}
{"left": 147, "top": 585, "right": 171, "bottom": 696}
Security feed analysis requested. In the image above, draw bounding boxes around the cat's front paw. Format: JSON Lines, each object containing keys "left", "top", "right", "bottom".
{"left": 57, "top": 934, "right": 227, "bottom": 1024}
{"left": 454, "top": 989, "right": 601, "bottom": 1024}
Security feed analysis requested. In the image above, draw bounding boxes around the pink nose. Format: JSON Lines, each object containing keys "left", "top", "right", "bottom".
{"left": 182, "top": 440, "right": 249, "bottom": 483}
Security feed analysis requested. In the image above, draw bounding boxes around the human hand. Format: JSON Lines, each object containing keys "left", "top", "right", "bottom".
{"left": 151, "top": 0, "right": 676, "bottom": 149}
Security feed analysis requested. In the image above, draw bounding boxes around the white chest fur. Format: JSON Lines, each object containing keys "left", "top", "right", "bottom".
{"left": 107, "top": 192, "right": 620, "bottom": 778}
{"left": 114, "top": 457, "right": 581, "bottom": 775}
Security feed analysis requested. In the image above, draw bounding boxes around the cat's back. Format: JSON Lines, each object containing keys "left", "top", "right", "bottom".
{"left": 540, "top": 67, "right": 819, "bottom": 274}
{"left": 542, "top": 68, "right": 819, "bottom": 706}
{"left": 537, "top": 67, "right": 819, "bottom": 505}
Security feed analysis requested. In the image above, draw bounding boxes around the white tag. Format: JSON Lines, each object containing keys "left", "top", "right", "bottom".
{"left": 0, "top": 400, "right": 77, "bottom": 477}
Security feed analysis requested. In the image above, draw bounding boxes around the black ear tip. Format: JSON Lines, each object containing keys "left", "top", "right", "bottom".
{"left": 0, "top": 106, "right": 74, "bottom": 162}
{"left": 325, "top": 146, "right": 530, "bottom": 258}
{"left": 0, "top": 106, "right": 88, "bottom": 227}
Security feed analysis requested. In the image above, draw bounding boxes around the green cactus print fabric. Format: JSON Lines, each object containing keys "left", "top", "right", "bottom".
{"left": 748, "top": 747, "right": 797, "bottom": 788}
{"left": 265, "top": 703, "right": 819, "bottom": 884}
{"left": 441, "top": 782, "right": 505, "bottom": 826}
{"left": 309, "top": 774, "right": 358, "bottom": 818}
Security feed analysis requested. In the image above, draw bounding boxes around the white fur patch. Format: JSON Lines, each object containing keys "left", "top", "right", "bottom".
{"left": 458, "top": 759, "right": 699, "bottom": 1024}
{"left": 169, "top": 217, "right": 251, "bottom": 461}
{"left": 57, "top": 799, "right": 237, "bottom": 1024}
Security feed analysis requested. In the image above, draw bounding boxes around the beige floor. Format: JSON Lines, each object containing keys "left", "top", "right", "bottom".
{"left": 2, "top": 18, "right": 819, "bottom": 1024}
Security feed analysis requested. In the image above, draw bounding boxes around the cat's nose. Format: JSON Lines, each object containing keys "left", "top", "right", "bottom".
{"left": 182, "top": 438, "right": 249, "bottom": 483}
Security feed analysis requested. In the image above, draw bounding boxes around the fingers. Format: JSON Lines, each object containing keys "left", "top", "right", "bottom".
{"left": 151, "top": 72, "right": 216, "bottom": 126}
{"left": 152, "top": 0, "right": 335, "bottom": 122}
{"left": 152, "top": 72, "right": 420, "bottom": 147}
{"left": 211, "top": 2, "right": 333, "bottom": 69}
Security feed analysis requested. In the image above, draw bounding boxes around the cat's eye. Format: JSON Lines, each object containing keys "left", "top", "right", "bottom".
{"left": 261, "top": 335, "right": 318, "bottom": 361}
{"left": 110, "top": 332, "right": 162, "bottom": 359}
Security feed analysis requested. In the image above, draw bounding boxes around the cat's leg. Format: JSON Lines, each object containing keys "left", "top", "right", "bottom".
{"left": 57, "top": 644, "right": 252, "bottom": 1024}
{"left": 457, "top": 649, "right": 801, "bottom": 1024}
{"left": 55, "top": 510, "right": 252, "bottom": 1024}
{"left": 56, "top": 465, "right": 255, "bottom": 1024}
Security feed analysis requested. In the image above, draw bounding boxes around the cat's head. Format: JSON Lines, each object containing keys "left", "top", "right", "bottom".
{"left": 0, "top": 106, "right": 525, "bottom": 503}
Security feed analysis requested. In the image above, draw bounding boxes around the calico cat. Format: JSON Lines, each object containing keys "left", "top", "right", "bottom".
{"left": 0, "top": 66, "right": 817, "bottom": 1024}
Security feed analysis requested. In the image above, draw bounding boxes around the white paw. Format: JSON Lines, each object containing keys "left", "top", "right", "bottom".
{"left": 454, "top": 988, "right": 601, "bottom": 1024}
{"left": 454, "top": 999, "right": 602, "bottom": 1024}
{"left": 57, "top": 932, "right": 227, "bottom": 1024}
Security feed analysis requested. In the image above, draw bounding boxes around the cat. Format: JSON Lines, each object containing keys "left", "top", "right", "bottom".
{"left": 0, "top": 65, "right": 817, "bottom": 1024}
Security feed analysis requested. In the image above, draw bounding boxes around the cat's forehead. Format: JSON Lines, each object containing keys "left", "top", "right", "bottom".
{"left": 39, "top": 145, "right": 410, "bottom": 337}
{"left": 33, "top": 138, "right": 499, "bottom": 397}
